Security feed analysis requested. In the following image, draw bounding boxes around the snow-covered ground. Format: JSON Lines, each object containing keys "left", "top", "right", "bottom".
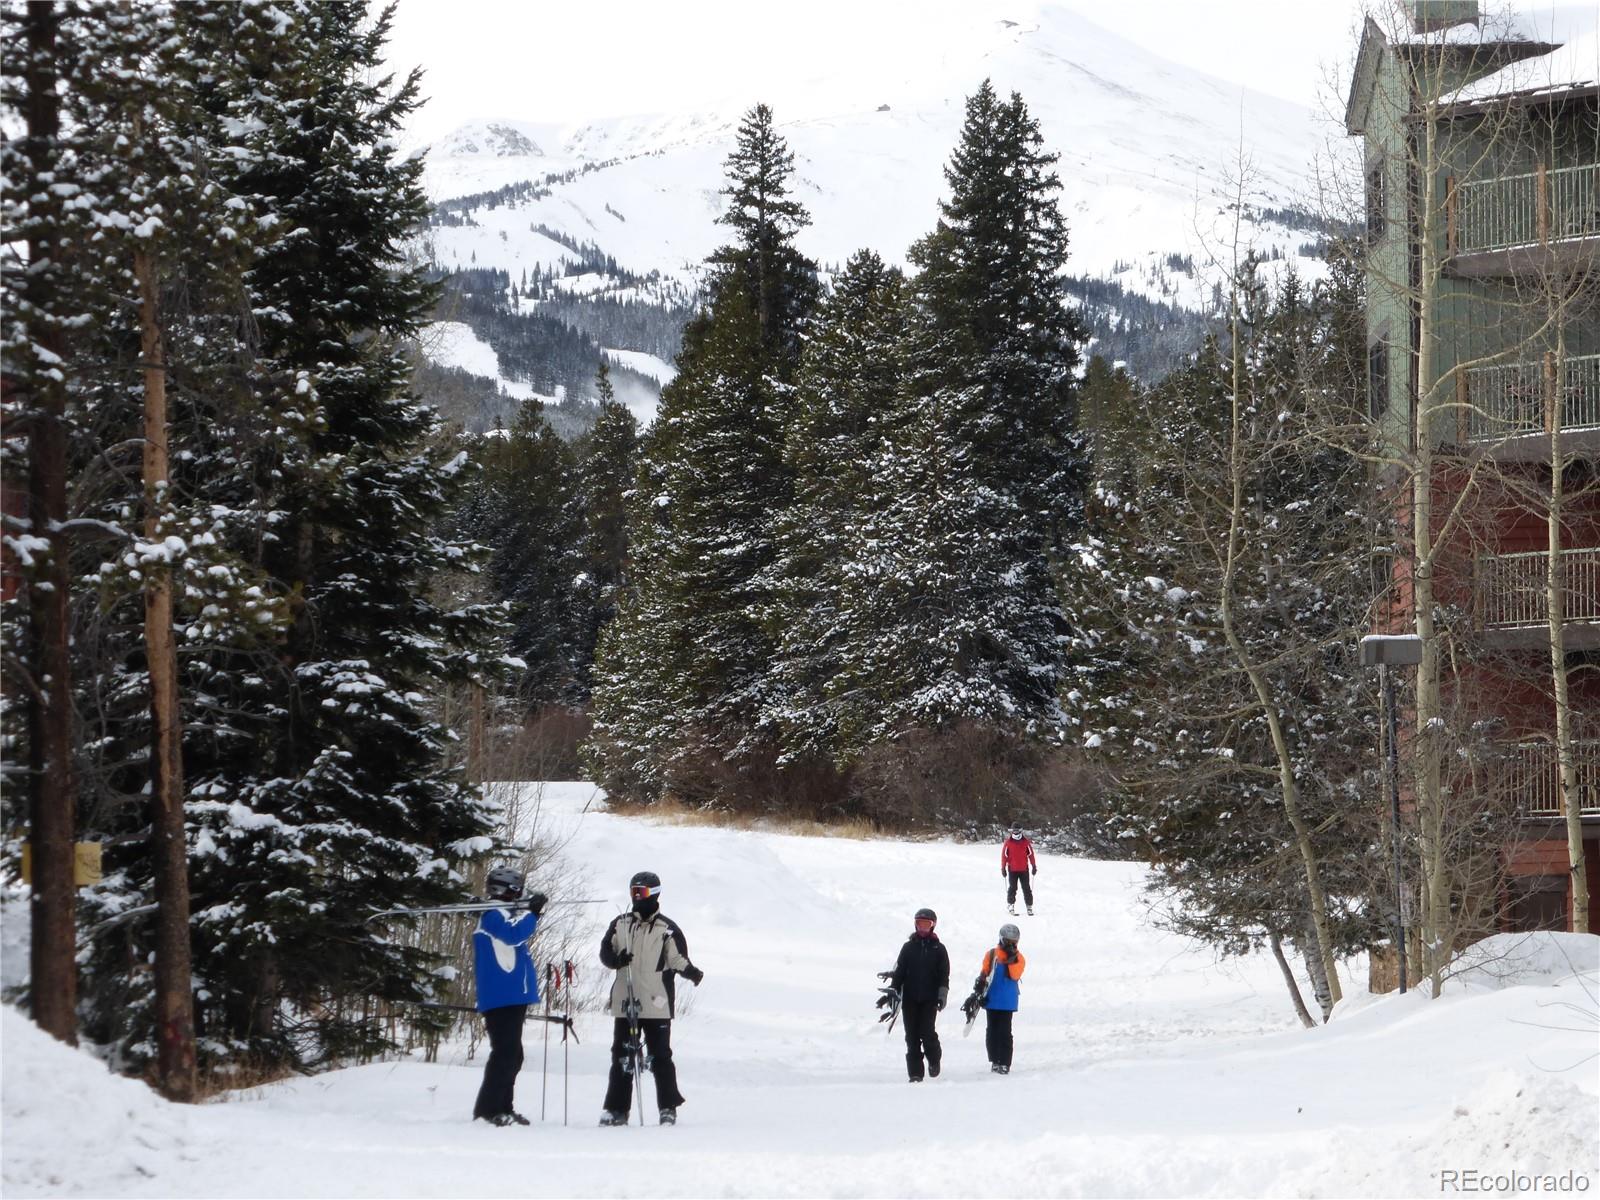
{"left": 4, "top": 783, "right": 1597, "bottom": 1198}
{"left": 419, "top": 321, "right": 544, "bottom": 403}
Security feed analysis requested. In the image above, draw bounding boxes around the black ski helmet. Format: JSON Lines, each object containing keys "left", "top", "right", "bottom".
{"left": 914, "top": 907, "right": 937, "bottom": 924}
{"left": 486, "top": 865, "right": 523, "bottom": 900}
{"left": 629, "top": 870, "right": 661, "bottom": 896}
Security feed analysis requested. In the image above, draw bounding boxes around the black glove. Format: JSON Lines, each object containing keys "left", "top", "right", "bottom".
{"left": 1031, "top": 865, "right": 1037, "bottom": 876}
{"left": 683, "top": 965, "right": 704, "bottom": 986}
{"left": 876, "top": 970, "right": 894, "bottom": 981}
{"left": 878, "top": 1008, "right": 896, "bottom": 1023}
{"left": 936, "top": 987, "right": 948, "bottom": 1012}
{"left": 525, "top": 892, "right": 548, "bottom": 915}
{"left": 875, "top": 990, "right": 895, "bottom": 1009}
{"left": 613, "top": 948, "right": 633, "bottom": 968}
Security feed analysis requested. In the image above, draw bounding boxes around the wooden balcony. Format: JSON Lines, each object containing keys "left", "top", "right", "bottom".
{"left": 1473, "top": 546, "right": 1600, "bottom": 651}
{"left": 1446, "top": 162, "right": 1599, "bottom": 277}
{"left": 1456, "top": 353, "right": 1600, "bottom": 460}
{"left": 1495, "top": 737, "right": 1600, "bottom": 821}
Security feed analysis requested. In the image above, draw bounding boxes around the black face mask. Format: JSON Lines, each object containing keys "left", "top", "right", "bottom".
{"left": 631, "top": 895, "right": 660, "bottom": 917}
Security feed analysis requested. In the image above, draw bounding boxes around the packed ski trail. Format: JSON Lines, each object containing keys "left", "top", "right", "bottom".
{"left": 4, "top": 783, "right": 1596, "bottom": 1198}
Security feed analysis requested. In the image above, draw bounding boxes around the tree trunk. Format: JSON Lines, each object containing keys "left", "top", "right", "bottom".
{"left": 1295, "top": 915, "right": 1335, "bottom": 1021}
{"left": 135, "top": 245, "right": 198, "bottom": 1102}
{"left": 1269, "top": 930, "right": 1317, "bottom": 1029}
{"left": 1547, "top": 343, "right": 1589, "bottom": 933}
{"left": 1410, "top": 100, "right": 1450, "bottom": 998}
{"left": 21, "top": 0, "right": 79, "bottom": 1047}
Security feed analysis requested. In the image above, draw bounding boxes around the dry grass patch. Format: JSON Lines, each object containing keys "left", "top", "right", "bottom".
{"left": 614, "top": 795, "right": 881, "bottom": 841}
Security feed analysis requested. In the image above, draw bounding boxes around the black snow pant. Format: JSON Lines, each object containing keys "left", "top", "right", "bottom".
{"left": 603, "top": 1017, "right": 684, "bottom": 1114}
{"left": 901, "top": 998, "right": 941, "bottom": 1080}
{"left": 473, "top": 1004, "right": 528, "bottom": 1119}
{"left": 1006, "top": 870, "right": 1034, "bottom": 908}
{"left": 985, "top": 1008, "right": 1015, "bottom": 1069}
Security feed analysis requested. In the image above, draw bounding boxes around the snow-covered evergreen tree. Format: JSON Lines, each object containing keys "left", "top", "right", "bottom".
{"left": 764, "top": 250, "right": 907, "bottom": 766}
{"left": 469, "top": 400, "right": 584, "bottom": 707}
{"left": 55, "top": 1, "right": 505, "bottom": 1071}
{"left": 572, "top": 363, "right": 639, "bottom": 695}
{"left": 588, "top": 106, "right": 816, "bottom": 805}
{"left": 831, "top": 82, "right": 1084, "bottom": 748}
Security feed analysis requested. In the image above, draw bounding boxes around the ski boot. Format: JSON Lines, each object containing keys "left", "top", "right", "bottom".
{"left": 487, "top": 1111, "right": 530, "bottom": 1127}
{"left": 1007, "top": 904, "right": 1017, "bottom": 915}
{"left": 1026, "top": 905, "right": 1034, "bottom": 916}
{"left": 659, "top": 1107, "right": 677, "bottom": 1125}
{"left": 598, "top": 1110, "right": 629, "bottom": 1126}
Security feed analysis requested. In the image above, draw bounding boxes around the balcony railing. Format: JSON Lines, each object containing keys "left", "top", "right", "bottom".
{"left": 1476, "top": 546, "right": 1600, "bottom": 629}
{"left": 1498, "top": 738, "right": 1600, "bottom": 818}
{"left": 1454, "top": 162, "right": 1599, "bottom": 254}
{"left": 1461, "top": 353, "right": 1600, "bottom": 442}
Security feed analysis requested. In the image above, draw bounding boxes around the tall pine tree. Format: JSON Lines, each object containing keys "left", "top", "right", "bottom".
{"left": 588, "top": 106, "right": 817, "bottom": 806}
{"left": 80, "top": 0, "right": 505, "bottom": 1071}
{"left": 831, "top": 82, "right": 1084, "bottom": 749}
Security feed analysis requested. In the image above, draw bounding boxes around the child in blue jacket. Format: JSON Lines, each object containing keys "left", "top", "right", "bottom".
{"left": 979, "top": 923, "right": 1026, "bottom": 1074}
{"left": 472, "top": 865, "right": 546, "bottom": 1126}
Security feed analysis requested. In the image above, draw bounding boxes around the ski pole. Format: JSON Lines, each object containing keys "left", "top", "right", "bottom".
{"left": 540, "top": 963, "right": 553, "bottom": 1121}
{"left": 563, "top": 960, "right": 574, "bottom": 1126}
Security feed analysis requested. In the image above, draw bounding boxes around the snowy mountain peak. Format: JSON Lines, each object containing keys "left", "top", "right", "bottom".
{"left": 427, "top": 119, "right": 548, "bottom": 160}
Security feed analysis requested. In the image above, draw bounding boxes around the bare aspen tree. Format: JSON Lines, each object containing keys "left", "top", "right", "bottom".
{"left": 1216, "top": 184, "right": 1345, "bottom": 1009}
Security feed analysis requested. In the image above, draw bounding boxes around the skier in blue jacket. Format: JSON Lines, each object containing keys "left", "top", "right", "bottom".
{"left": 472, "top": 865, "right": 547, "bottom": 1126}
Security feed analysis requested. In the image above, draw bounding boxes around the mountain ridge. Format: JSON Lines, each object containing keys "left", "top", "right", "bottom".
{"left": 408, "top": 4, "right": 1338, "bottom": 423}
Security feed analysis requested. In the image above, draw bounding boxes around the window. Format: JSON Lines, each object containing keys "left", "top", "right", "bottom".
{"left": 1507, "top": 875, "right": 1566, "bottom": 933}
{"left": 1368, "top": 340, "right": 1389, "bottom": 422}
{"left": 1366, "top": 160, "right": 1387, "bottom": 244}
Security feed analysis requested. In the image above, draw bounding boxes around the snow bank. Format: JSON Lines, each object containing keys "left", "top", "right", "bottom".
{"left": 1447, "top": 931, "right": 1600, "bottom": 993}
{"left": 1, "top": 1008, "right": 197, "bottom": 1197}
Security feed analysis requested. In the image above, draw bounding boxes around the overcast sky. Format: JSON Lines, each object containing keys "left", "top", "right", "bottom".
{"left": 384, "top": 0, "right": 1369, "bottom": 145}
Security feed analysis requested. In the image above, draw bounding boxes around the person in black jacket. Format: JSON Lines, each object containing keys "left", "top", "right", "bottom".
{"left": 884, "top": 906, "right": 950, "bottom": 1082}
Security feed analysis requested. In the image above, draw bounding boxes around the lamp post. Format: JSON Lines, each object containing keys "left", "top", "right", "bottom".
{"left": 1360, "top": 633, "right": 1423, "bottom": 994}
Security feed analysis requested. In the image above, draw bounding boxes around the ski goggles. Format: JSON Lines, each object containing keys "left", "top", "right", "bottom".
{"left": 913, "top": 916, "right": 936, "bottom": 931}
{"left": 630, "top": 883, "right": 661, "bottom": 901}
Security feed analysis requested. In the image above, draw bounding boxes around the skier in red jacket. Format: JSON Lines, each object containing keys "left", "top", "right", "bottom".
{"left": 1000, "top": 827, "right": 1037, "bottom": 915}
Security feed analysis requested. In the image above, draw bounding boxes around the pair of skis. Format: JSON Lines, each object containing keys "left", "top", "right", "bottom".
{"left": 617, "top": 951, "right": 660, "bottom": 1126}
{"left": 363, "top": 898, "right": 605, "bottom": 923}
